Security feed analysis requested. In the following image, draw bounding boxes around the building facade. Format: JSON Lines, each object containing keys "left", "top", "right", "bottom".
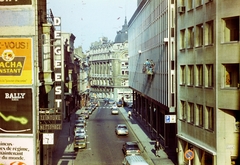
{"left": 87, "top": 19, "right": 132, "bottom": 102}
{"left": 176, "top": 0, "right": 240, "bottom": 165}
{"left": 128, "top": 0, "right": 177, "bottom": 160}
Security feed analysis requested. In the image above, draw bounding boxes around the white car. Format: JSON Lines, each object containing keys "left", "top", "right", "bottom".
{"left": 75, "top": 129, "right": 86, "bottom": 137}
{"left": 115, "top": 124, "right": 128, "bottom": 135}
{"left": 112, "top": 104, "right": 117, "bottom": 109}
{"left": 111, "top": 107, "right": 119, "bottom": 115}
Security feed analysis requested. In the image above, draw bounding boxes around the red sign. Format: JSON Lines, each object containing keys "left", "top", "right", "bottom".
{"left": 184, "top": 149, "right": 194, "bottom": 160}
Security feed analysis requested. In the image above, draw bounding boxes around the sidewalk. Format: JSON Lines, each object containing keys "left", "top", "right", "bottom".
{"left": 119, "top": 107, "right": 176, "bottom": 165}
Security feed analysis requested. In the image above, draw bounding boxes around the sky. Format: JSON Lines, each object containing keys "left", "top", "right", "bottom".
{"left": 47, "top": 0, "right": 137, "bottom": 52}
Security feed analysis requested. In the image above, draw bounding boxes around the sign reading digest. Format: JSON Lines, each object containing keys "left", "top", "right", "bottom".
{"left": 0, "top": 38, "right": 32, "bottom": 85}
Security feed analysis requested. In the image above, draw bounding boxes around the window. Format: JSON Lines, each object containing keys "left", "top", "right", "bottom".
{"left": 205, "top": 21, "right": 213, "bottom": 45}
{"left": 187, "top": 65, "right": 194, "bottom": 86}
{"left": 196, "top": 104, "right": 203, "bottom": 127}
{"left": 180, "top": 29, "right": 186, "bottom": 49}
{"left": 187, "top": 27, "right": 194, "bottom": 48}
{"left": 223, "top": 64, "right": 239, "bottom": 88}
{"left": 180, "top": 100, "right": 186, "bottom": 120}
{"left": 187, "top": 102, "right": 194, "bottom": 123}
{"left": 205, "top": 64, "right": 213, "bottom": 87}
{"left": 180, "top": 65, "right": 186, "bottom": 85}
{"left": 222, "top": 16, "right": 239, "bottom": 42}
{"left": 196, "top": 24, "right": 203, "bottom": 47}
{"left": 196, "top": 0, "right": 203, "bottom": 7}
{"left": 205, "top": 106, "right": 214, "bottom": 130}
{"left": 196, "top": 65, "right": 203, "bottom": 86}
{"left": 187, "top": 0, "right": 193, "bottom": 10}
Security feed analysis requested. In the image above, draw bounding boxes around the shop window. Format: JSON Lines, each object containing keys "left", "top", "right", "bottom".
{"left": 196, "top": 104, "right": 203, "bottom": 127}
{"left": 187, "top": 65, "right": 194, "bottom": 86}
{"left": 205, "top": 21, "right": 213, "bottom": 45}
{"left": 223, "top": 64, "right": 239, "bottom": 88}
{"left": 196, "top": 65, "right": 203, "bottom": 86}
{"left": 187, "top": 27, "right": 194, "bottom": 48}
{"left": 205, "top": 64, "right": 213, "bottom": 87}
{"left": 196, "top": 24, "right": 203, "bottom": 47}
{"left": 205, "top": 106, "right": 214, "bottom": 130}
{"left": 180, "top": 65, "right": 186, "bottom": 85}
{"left": 222, "top": 16, "right": 239, "bottom": 42}
{"left": 204, "top": 151, "right": 213, "bottom": 165}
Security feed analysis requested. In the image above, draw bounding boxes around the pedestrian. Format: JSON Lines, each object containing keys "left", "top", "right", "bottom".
{"left": 155, "top": 139, "right": 160, "bottom": 157}
{"left": 128, "top": 110, "right": 132, "bottom": 118}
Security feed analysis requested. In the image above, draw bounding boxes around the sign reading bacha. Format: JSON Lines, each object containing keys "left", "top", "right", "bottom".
{"left": 0, "top": 38, "right": 33, "bottom": 85}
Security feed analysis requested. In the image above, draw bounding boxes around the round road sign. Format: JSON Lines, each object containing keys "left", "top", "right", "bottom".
{"left": 184, "top": 149, "right": 194, "bottom": 160}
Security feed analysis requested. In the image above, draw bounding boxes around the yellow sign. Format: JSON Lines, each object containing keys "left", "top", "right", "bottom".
{"left": 0, "top": 38, "right": 32, "bottom": 85}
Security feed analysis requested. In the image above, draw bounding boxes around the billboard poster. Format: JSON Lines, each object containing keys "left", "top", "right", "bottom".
{"left": 0, "top": 137, "right": 34, "bottom": 165}
{"left": 0, "top": 88, "right": 32, "bottom": 134}
{"left": 0, "top": 0, "right": 31, "bottom": 6}
{"left": 0, "top": 38, "right": 33, "bottom": 85}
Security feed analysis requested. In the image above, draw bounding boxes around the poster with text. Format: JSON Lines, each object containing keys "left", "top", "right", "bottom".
{"left": 0, "top": 88, "right": 33, "bottom": 134}
{"left": 0, "top": 38, "right": 33, "bottom": 85}
{"left": 0, "top": 137, "right": 34, "bottom": 165}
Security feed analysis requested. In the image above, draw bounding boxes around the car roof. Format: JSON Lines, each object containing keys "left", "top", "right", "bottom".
{"left": 124, "top": 156, "right": 148, "bottom": 165}
{"left": 125, "top": 141, "right": 138, "bottom": 145}
{"left": 117, "top": 124, "right": 126, "bottom": 126}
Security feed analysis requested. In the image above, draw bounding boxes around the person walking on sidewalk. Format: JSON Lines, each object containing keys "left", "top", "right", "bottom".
{"left": 128, "top": 110, "right": 132, "bottom": 119}
{"left": 155, "top": 139, "right": 161, "bottom": 157}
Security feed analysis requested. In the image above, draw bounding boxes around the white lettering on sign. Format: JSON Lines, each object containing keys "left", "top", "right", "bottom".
{"left": 53, "top": 17, "right": 62, "bottom": 109}
{"left": 5, "top": 93, "right": 26, "bottom": 100}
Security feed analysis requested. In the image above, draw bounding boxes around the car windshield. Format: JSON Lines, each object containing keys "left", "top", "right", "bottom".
{"left": 76, "top": 130, "right": 85, "bottom": 133}
{"left": 127, "top": 144, "right": 139, "bottom": 150}
{"left": 119, "top": 126, "right": 127, "bottom": 129}
{"left": 75, "top": 136, "right": 85, "bottom": 140}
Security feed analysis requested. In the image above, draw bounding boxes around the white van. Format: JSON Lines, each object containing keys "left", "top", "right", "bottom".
{"left": 122, "top": 155, "right": 149, "bottom": 165}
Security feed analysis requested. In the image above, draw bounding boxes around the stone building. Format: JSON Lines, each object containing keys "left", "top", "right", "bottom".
{"left": 176, "top": 0, "right": 240, "bottom": 164}
{"left": 87, "top": 18, "right": 132, "bottom": 102}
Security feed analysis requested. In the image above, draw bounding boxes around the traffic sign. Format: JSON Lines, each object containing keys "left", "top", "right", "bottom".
{"left": 165, "top": 115, "right": 176, "bottom": 123}
{"left": 184, "top": 149, "right": 194, "bottom": 160}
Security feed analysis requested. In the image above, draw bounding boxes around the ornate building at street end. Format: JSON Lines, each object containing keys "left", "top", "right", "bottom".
{"left": 87, "top": 18, "right": 132, "bottom": 102}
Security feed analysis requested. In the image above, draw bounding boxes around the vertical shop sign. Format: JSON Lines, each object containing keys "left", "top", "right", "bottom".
{"left": 0, "top": 38, "right": 33, "bottom": 85}
{"left": 53, "top": 17, "right": 62, "bottom": 111}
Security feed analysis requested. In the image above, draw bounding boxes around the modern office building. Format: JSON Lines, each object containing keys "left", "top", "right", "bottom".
{"left": 87, "top": 18, "right": 132, "bottom": 102}
{"left": 128, "top": 0, "right": 177, "bottom": 161}
{"left": 176, "top": 0, "right": 240, "bottom": 164}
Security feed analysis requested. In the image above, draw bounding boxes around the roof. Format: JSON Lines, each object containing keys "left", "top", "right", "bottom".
{"left": 114, "top": 17, "right": 128, "bottom": 43}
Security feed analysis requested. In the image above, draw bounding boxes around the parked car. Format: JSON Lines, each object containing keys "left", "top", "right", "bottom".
{"left": 117, "top": 100, "right": 123, "bottom": 107}
{"left": 81, "top": 111, "right": 89, "bottom": 119}
{"left": 122, "top": 142, "right": 141, "bottom": 156}
{"left": 74, "top": 123, "right": 85, "bottom": 133}
{"left": 115, "top": 124, "right": 128, "bottom": 135}
{"left": 111, "top": 107, "right": 119, "bottom": 115}
{"left": 75, "top": 129, "right": 86, "bottom": 137}
{"left": 75, "top": 119, "right": 86, "bottom": 126}
{"left": 74, "top": 135, "right": 87, "bottom": 150}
